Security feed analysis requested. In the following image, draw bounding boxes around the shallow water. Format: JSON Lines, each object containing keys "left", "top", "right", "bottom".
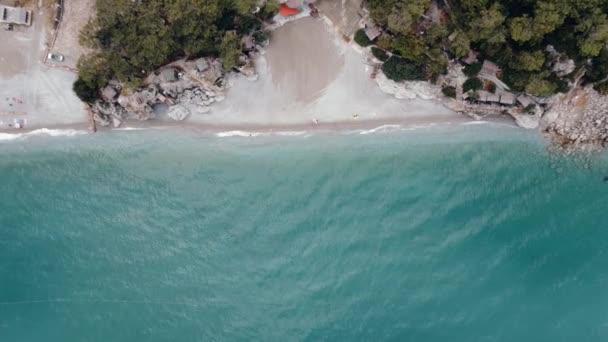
{"left": 1, "top": 125, "right": 608, "bottom": 341}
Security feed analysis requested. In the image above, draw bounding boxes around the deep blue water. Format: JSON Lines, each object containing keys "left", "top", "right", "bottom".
{"left": 1, "top": 125, "right": 608, "bottom": 341}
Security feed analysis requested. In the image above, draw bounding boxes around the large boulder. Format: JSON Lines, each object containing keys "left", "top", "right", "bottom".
{"left": 511, "top": 111, "right": 540, "bottom": 129}
{"left": 375, "top": 72, "right": 440, "bottom": 100}
{"left": 167, "top": 105, "right": 191, "bottom": 121}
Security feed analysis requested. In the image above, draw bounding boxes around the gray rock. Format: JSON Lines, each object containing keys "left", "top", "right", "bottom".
{"left": 93, "top": 113, "right": 111, "bottom": 126}
{"left": 112, "top": 116, "right": 122, "bottom": 128}
{"left": 166, "top": 105, "right": 191, "bottom": 121}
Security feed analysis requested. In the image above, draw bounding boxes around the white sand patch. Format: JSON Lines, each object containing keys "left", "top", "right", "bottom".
{"left": 0, "top": 1, "right": 88, "bottom": 130}
{"left": 266, "top": 17, "right": 344, "bottom": 103}
{"left": 216, "top": 131, "right": 270, "bottom": 138}
{"left": 189, "top": 17, "right": 458, "bottom": 127}
{"left": 0, "top": 66, "right": 88, "bottom": 129}
{"left": 0, "top": 128, "right": 88, "bottom": 142}
{"left": 49, "top": 0, "right": 96, "bottom": 70}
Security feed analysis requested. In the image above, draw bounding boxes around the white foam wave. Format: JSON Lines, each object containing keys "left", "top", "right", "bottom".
{"left": 275, "top": 131, "right": 308, "bottom": 136}
{"left": 0, "top": 133, "right": 22, "bottom": 141}
{"left": 216, "top": 130, "right": 269, "bottom": 138}
{"left": 0, "top": 128, "right": 88, "bottom": 142}
{"left": 112, "top": 127, "right": 147, "bottom": 131}
{"left": 358, "top": 125, "right": 403, "bottom": 135}
{"left": 461, "top": 121, "right": 490, "bottom": 125}
{"left": 216, "top": 130, "right": 311, "bottom": 138}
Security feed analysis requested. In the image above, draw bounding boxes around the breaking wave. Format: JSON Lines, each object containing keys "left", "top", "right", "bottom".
{"left": 0, "top": 129, "right": 88, "bottom": 142}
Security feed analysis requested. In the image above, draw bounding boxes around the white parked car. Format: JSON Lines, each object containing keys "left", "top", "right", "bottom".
{"left": 47, "top": 53, "right": 65, "bottom": 62}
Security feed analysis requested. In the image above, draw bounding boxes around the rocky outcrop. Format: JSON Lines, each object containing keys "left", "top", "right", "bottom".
{"left": 166, "top": 105, "right": 191, "bottom": 121}
{"left": 176, "top": 87, "right": 216, "bottom": 107}
{"left": 375, "top": 72, "right": 441, "bottom": 100}
{"left": 546, "top": 45, "right": 576, "bottom": 77}
{"left": 509, "top": 106, "right": 542, "bottom": 129}
{"left": 92, "top": 101, "right": 128, "bottom": 127}
{"left": 103, "top": 58, "right": 230, "bottom": 124}
{"left": 92, "top": 55, "right": 256, "bottom": 128}
{"left": 541, "top": 87, "right": 608, "bottom": 147}
{"left": 552, "top": 59, "right": 576, "bottom": 78}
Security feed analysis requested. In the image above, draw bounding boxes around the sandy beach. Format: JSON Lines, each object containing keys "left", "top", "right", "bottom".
{"left": 0, "top": 4, "right": 463, "bottom": 134}
{"left": 189, "top": 17, "right": 459, "bottom": 129}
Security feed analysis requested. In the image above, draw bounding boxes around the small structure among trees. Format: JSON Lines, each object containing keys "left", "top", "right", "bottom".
{"left": 479, "top": 61, "right": 501, "bottom": 78}
{"left": 101, "top": 86, "right": 118, "bottom": 102}
{"left": 364, "top": 0, "right": 608, "bottom": 97}
{"left": 364, "top": 25, "right": 382, "bottom": 42}
{"left": 74, "top": 0, "right": 279, "bottom": 103}
{"left": 159, "top": 68, "right": 179, "bottom": 83}
{"left": 516, "top": 95, "right": 533, "bottom": 108}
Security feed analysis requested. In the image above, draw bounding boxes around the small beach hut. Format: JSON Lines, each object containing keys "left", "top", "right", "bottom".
{"left": 101, "top": 86, "right": 118, "bottom": 102}
{"left": 476, "top": 90, "right": 501, "bottom": 104}
{"left": 486, "top": 93, "right": 501, "bottom": 103}
{"left": 480, "top": 60, "right": 501, "bottom": 78}
{"left": 159, "top": 68, "right": 178, "bottom": 83}
{"left": 365, "top": 26, "right": 382, "bottom": 41}
{"left": 517, "top": 95, "right": 533, "bottom": 108}
{"left": 0, "top": 5, "right": 32, "bottom": 26}
{"left": 499, "top": 93, "right": 516, "bottom": 106}
{"left": 476, "top": 90, "right": 491, "bottom": 102}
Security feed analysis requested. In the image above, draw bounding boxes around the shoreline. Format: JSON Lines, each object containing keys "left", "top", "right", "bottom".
{"left": 0, "top": 4, "right": 518, "bottom": 139}
{"left": 3, "top": 2, "right": 605, "bottom": 150}
{"left": 0, "top": 112, "right": 518, "bottom": 140}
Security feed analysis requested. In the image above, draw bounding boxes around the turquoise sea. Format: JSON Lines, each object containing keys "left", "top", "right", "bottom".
{"left": 1, "top": 124, "right": 608, "bottom": 341}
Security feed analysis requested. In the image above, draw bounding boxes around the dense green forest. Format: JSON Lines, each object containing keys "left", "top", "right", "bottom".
{"left": 75, "top": 0, "right": 608, "bottom": 102}
{"left": 366, "top": 0, "right": 608, "bottom": 96}
{"left": 74, "top": 0, "right": 276, "bottom": 102}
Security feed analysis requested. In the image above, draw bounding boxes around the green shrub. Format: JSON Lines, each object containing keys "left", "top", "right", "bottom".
{"left": 354, "top": 29, "right": 372, "bottom": 47}
{"left": 547, "top": 74, "right": 570, "bottom": 93}
{"left": 371, "top": 47, "right": 389, "bottom": 61}
{"left": 253, "top": 30, "right": 271, "bottom": 44}
{"left": 382, "top": 56, "right": 425, "bottom": 81}
{"left": 502, "top": 68, "right": 530, "bottom": 92}
{"left": 219, "top": 32, "right": 242, "bottom": 70}
{"left": 525, "top": 78, "right": 558, "bottom": 96}
{"left": 259, "top": 0, "right": 279, "bottom": 20}
{"left": 463, "top": 62, "right": 482, "bottom": 77}
{"left": 376, "top": 35, "right": 393, "bottom": 50}
{"left": 586, "top": 49, "right": 608, "bottom": 83}
{"left": 594, "top": 80, "right": 608, "bottom": 95}
{"left": 73, "top": 78, "right": 99, "bottom": 103}
{"left": 237, "top": 16, "right": 262, "bottom": 34}
{"left": 463, "top": 77, "right": 483, "bottom": 92}
{"left": 441, "top": 86, "right": 457, "bottom": 98}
